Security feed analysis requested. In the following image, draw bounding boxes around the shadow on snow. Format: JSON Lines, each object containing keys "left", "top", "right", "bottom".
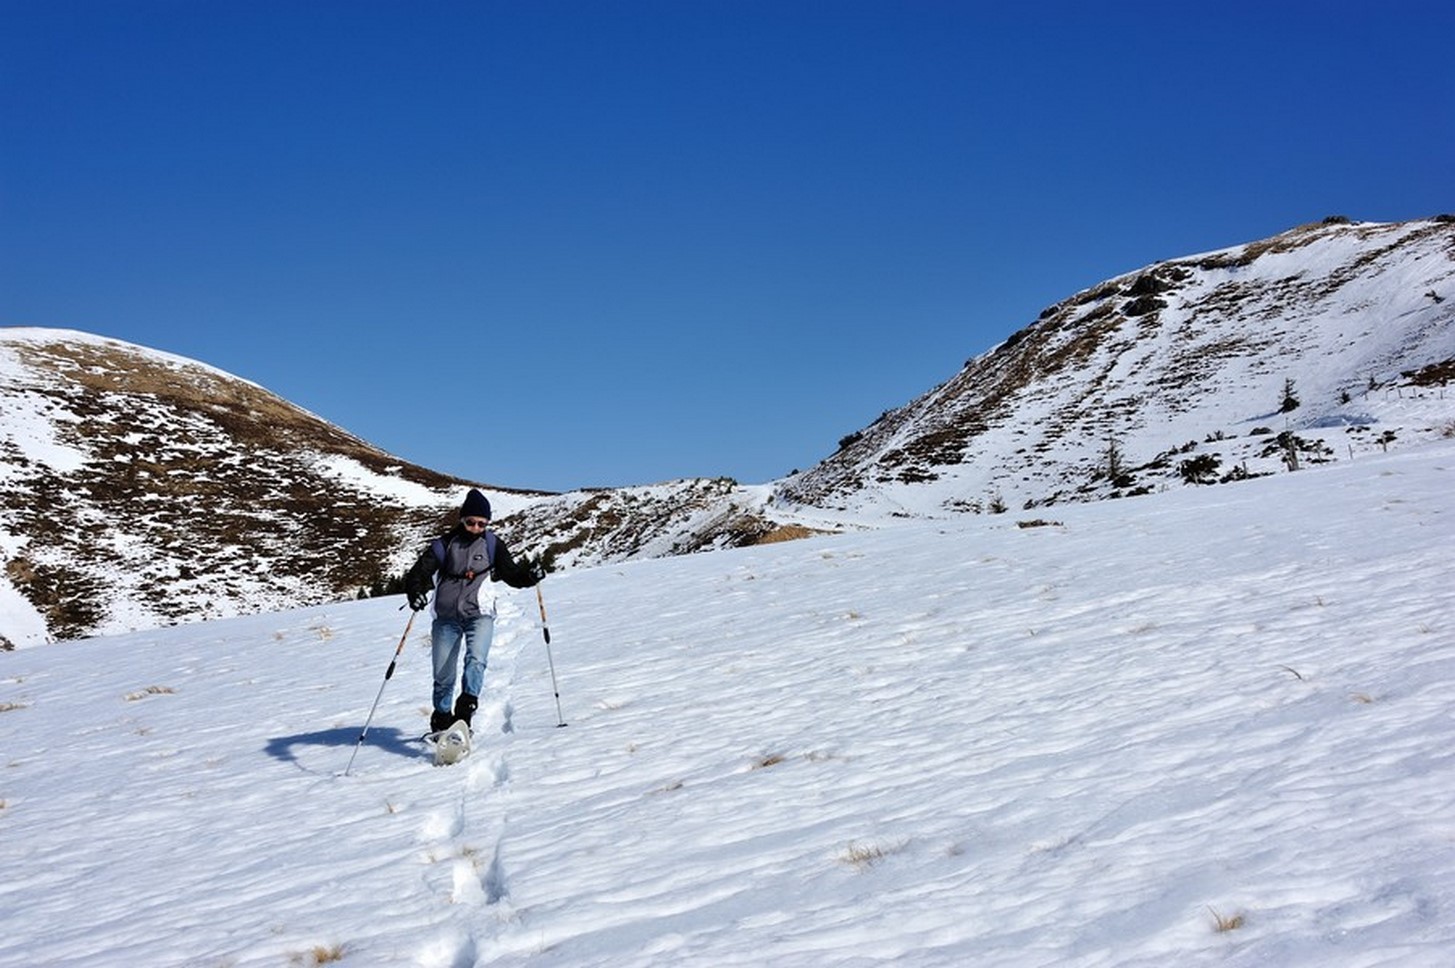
{"left": 264, "top": 725, "right": 422, "bottom": 773}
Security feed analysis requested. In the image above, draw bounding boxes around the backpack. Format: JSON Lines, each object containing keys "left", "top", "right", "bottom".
{"left": 431, "top": 531, "right": 497, "bottom": 581}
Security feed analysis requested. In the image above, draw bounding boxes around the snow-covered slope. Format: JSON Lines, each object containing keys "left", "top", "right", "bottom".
{"left": 2, "top": 438, "right": 1452, "bottom": 966}
{"left": 780, "top": 217, "right": 1455, "bottom": 517}
{"left": 0, "top": 330, "right": 793, "bottom": 646}
{"left": 0, "top": 328, "right": 507, "bottom": 647}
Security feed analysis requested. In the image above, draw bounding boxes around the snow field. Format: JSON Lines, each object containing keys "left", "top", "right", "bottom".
{"left": 1, "top": 442, "right": 1453, "bottom": 966}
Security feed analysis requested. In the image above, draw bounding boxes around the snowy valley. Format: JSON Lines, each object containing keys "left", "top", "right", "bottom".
{"left": 1, "top": 214, "right": 1454, "bottom": 965}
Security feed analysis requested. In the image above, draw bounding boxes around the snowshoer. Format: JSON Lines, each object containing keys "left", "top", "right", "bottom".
{"left": 403, "top": 488, "right": 545, "bottom": 735}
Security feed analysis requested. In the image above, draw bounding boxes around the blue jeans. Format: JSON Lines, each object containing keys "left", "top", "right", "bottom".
{"left": 431, "top": 615, "right": 495, "bottom": 713}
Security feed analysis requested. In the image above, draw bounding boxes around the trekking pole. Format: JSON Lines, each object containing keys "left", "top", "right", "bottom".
{"left": 536, "top": 584, "right": 567, "bottom": 727}
{"left": 344, "top": 609, "right": 418, "bottom": 776}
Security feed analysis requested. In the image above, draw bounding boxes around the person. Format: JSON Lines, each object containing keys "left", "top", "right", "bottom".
{"left": 403, "top": 488, "right": 545, "bottom": 734}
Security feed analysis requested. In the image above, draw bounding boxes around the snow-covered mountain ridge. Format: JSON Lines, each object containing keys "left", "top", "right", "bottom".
{"left": 779, "top": 216, "right": 1455, "bottom": 515}
{"left": 4, "top": 216, "right": 1453, "bottom": 646}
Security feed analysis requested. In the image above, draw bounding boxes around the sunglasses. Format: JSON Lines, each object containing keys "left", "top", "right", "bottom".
{"left": 462, "top": 517, "right": 489, "bottom": 529}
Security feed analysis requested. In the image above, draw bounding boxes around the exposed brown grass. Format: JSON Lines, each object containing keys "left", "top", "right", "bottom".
{"left": 290, "top": 943, "right": 346, "bottom": 966}
{"left": 754, "top": 524, "right": 823, "bottom": 545}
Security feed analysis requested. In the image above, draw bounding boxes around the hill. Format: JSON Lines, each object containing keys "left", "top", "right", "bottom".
{"left": 779, "top": 216, "right": 1455, "bottom": 516}
{"left": 0, "top": 328, "right": 500, "bottom": 646}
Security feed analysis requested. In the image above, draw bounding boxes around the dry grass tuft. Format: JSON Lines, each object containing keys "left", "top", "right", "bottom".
{"left": 0, "top": 702, "right": 29, "bottom": 713}
{"left": 124, "top": 685, "right": 176, "bottom": 701}
{"left": 1208, "top": 906, "right": 1246, "bottom": 932}
{"left": 289, "top": 943, "right": 346, "bottom": 965}
{"left": 838, "top": 840, "right": 907, "bottom": 870}
{"left": 753, "top": 753, "right": 788, "bottom": 770}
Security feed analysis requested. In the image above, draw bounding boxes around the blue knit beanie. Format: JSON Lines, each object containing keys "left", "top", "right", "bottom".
{"left": 460, "top": 488, "right": 491, "bottom": 520}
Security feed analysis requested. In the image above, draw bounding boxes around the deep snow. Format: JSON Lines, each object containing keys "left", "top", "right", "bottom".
{"left": 2, "top": 440, "right": 1453, "bottom": 967}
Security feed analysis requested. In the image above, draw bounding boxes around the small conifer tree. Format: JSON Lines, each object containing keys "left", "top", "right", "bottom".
{"left": 1280, "top": 378, "right": 1300, "bottom": 413}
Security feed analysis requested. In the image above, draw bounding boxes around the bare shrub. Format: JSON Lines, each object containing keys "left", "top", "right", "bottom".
{"left": 1179, "top": 453, "right": 1221, "bottom": 485}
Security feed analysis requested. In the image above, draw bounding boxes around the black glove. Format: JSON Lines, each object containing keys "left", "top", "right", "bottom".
{"left": 528, "top": 559, "right": 547, "bottom": 584}
{"left": 408, "top": 590, "right": 429, "bottom": 611}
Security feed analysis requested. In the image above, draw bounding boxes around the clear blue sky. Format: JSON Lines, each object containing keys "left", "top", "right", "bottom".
{"left": 3, "top": 1, "right": 1451, "bottom": 492}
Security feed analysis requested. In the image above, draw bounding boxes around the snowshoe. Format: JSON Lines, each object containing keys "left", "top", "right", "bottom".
{"left": 432, "top": 719, "right": 472, "bottom": 766}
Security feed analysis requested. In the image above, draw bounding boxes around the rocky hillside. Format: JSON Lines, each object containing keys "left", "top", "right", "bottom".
{"left": 514, "top": 477, "right": 819, "bottom": 572}
{"left": 0, "top": 330, "right": 807, "bottom": 647}
{"left": 777, "top": 216, "right": 1455, "bottom": 517}
{"left": 0, "top": 331, "right": 507, "bottom": 647}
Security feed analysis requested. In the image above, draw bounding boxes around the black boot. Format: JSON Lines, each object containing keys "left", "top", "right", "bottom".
{"left": 430, "top": 709, "right": 454, "bottom": 734}
{"left": 453, "top": 693, "right": 478, "bottom": 728}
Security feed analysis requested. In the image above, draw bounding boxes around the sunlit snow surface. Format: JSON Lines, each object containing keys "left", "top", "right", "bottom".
{"left": 2, "top": 442, "right": 1453, "bottom": 966}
